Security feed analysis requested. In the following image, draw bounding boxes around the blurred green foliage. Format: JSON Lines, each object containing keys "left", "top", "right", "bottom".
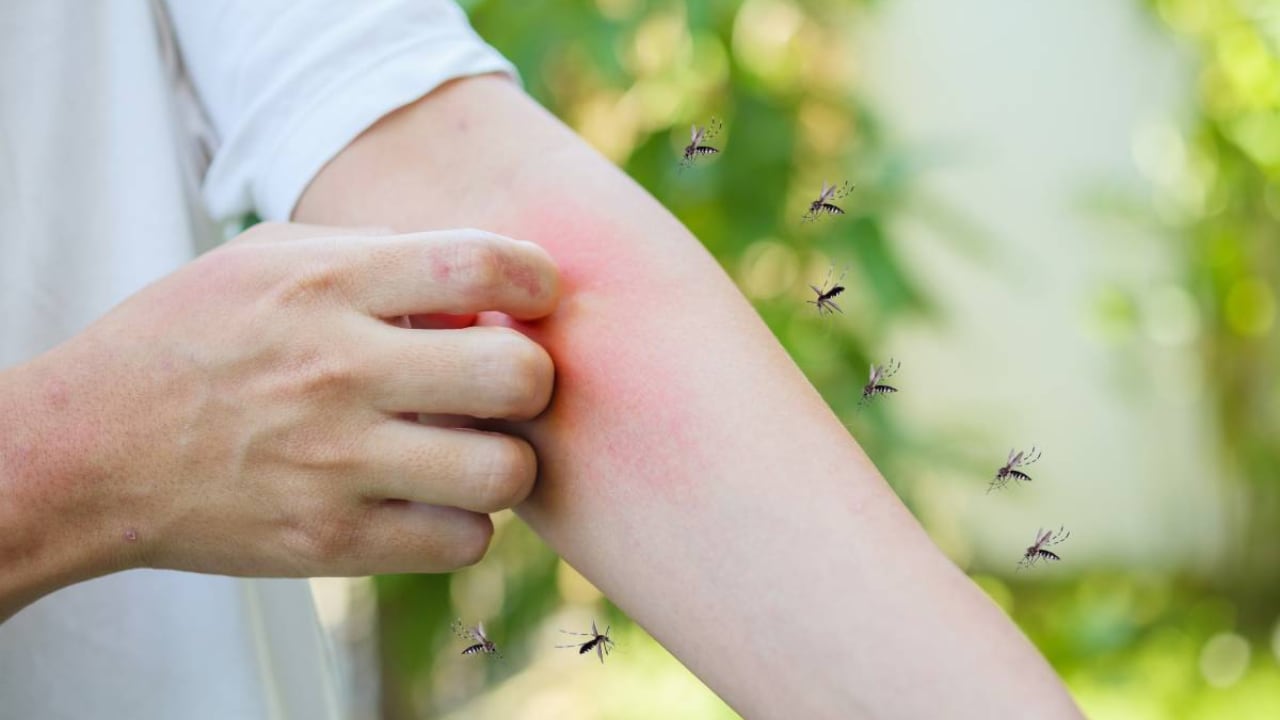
{"left": 1032, "top": 0, "right": 1280, "bottom": 717}
{"left": 1145, "top": 0, "right": 1280, "bottom": 607}
{"left": 372, "top": 1, "right": 1280, "bottom": 718}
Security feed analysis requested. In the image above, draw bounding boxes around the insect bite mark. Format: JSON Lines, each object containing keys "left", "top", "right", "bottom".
{"left": 501, "top": 254, "right": 543, "bottom": 298}
{"left": 43, "top": 378, "right": 69, "bottom": 411}
{"left": 431, "top": 258, "right": 453, "bottom": 283}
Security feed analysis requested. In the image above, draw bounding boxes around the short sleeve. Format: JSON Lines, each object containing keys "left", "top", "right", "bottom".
{"left": 161, "top": 0, "right": 517, "bottom": 222}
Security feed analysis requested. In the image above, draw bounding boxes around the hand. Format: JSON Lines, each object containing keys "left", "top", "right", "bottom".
{"left": 44, "top": 223, "right": 559, "bottom": 579}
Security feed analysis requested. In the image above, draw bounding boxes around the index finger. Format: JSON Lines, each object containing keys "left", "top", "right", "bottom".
{"left": 343, "top": 229, "right": 560, "bottom": 320}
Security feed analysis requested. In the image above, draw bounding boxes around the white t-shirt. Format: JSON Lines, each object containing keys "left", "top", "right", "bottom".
{"left": 0, "top": 1, "right": 514, "bottom": 717}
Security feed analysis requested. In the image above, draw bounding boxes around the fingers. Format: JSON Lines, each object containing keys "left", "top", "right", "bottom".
{"left": 341, "top": 229, "right": 560, "bottom": 320}
{"left": 349, "top": 502, "right": 496, "bottom": 575}
{"left": 362, "top": 324, "right": 555, "bottom": 420}
{"left": 358, "top": 420, "right": 537, "bottom": 513}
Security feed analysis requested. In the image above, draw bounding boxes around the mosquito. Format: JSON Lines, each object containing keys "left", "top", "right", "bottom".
{"left": 1017, "top": 526, "right": 1070, "bottom": 571}
{"left": 988, "top": 446, "right": 1042, "bottom": 493}
{"left": 802, "top": 180, "right": 854, "bottom": 222}
{"left": 859, "top": 358, "right": 900, "bottom": 407}
{"left": 807, "top": 266, "right": 847, "bottom": 316}
{"left": 557, "top": 619, "right": 614, "bottom": 664}
{"left": 679, "top": 117, "right": 722, "bottom": 170}
{"left": 452, "top": 619, "right": 500, "bottom": 658}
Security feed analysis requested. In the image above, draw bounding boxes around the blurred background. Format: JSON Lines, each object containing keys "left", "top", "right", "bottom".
{"left": 309, "top": 0, "right": 1280, "bottom": 717}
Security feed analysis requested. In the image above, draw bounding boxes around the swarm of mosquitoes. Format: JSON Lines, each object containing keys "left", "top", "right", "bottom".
{"left": 989, "top": 447, "right": 1069, "bottom": 569}
{"left": 449, "top": 117, "right": 1072, "bottom": 672}
{"left": 662, "top": 114, "right": 1073, "bottom": 571}
{"left": 453, "top": 618, "right": 615, "bottom": 664}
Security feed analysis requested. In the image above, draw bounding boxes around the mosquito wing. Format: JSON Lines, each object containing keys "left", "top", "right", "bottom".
{"left": 691, "top": 124, "right": 703, "bottom": 144}
{"left": 868, "top": 363, "right": 882, "bottom": 384}
{"left": 1010, "top": 450, "right": 1024, "bottom": 467}
{"left": 819, "top": 180, "right": 834, "bottom": 202}
{"left": 474, "top": 622, "right": 489, "bottom": 644}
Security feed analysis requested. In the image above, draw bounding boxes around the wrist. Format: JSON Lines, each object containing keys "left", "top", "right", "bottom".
{"left": 0, "top": 343, "right": 139, "bottom": 620}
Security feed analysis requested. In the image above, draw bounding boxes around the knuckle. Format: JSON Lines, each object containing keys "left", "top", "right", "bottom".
{"left": 450, "top": 236, "right": 506, "bottom": 296}
{"left": 230, "top": 221, "right": 289, "bottom": 245}
{"left": 476, "top": 436, "right": 536, "bottom": 510}
{"left": 293, "top": 512, "right": 361, "bottom": 566}
{"left": 268, "top": 259, "right": 350, "bottom": 310}
{"left": 485, "top": 329, "right": 553, "bottom": 418}
{"left": 195, "top": 242, "right": 267, "bottom": 295}
{"left": 297, "top": 427, "right": 363, "bottom": 475}
{"left": 283, "top": 348, "right": 361, "bottom": 402}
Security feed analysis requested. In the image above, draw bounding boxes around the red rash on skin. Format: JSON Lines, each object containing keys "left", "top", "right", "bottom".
{"left": 494, "top": 200, "right": 708, "bottom": 505}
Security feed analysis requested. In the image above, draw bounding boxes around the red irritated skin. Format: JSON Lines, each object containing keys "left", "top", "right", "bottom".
{"left": 294, "top": 75, "right": 1084, "bottom": 720}
{"left": 499, "top": 200, "right": 713, "bottom": 502}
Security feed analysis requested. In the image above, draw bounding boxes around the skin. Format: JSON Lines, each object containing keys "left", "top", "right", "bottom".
{"left": 294, "top": 75, "right": 1084, "bottom": 719}
{"left": 0, "top": 72, "right": 1082, "bottom": 718}
{"left": 0, "top": 223, "right": 561, "bottom": 620}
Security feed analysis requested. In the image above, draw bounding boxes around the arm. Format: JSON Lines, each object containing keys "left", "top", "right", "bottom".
{"left": 295, "top": 76, "right": 1082, "bottom": 718}
{"left": 0, "top": 224, "right": 559, "bottom": 622}
{"left": 0, "top": 356, "right": 122, "bottom": 621}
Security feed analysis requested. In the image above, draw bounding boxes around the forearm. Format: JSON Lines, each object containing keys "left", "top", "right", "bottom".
{"left": 0, "top": 346, "right": 128, "bottom": 621}
{"left": 296, "top": 76, "right": 1080, "bottom": 718}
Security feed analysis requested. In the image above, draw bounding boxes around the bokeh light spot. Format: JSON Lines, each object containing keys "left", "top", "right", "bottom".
{"left": 732, "top": 0, "right": 804, "bottom": 87}
{"left": 1142, "top": 284, "right": 1200, "bottom": 346}
{"left": 739, "top": 239, "right": 801, "bottom": 300}
{"left": 1200, "top": 632, "right": 1251, "bottom": 688}
{"left": 1225, "top": 277, "right": 1276, "bottom": 337}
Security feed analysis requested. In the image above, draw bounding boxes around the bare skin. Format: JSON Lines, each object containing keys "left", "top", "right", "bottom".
{"left": 0, "top": 223, "right": 560, "bottom": 620}
{"left": 294, "top": 75, "right": 1084, "bottom": 719}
